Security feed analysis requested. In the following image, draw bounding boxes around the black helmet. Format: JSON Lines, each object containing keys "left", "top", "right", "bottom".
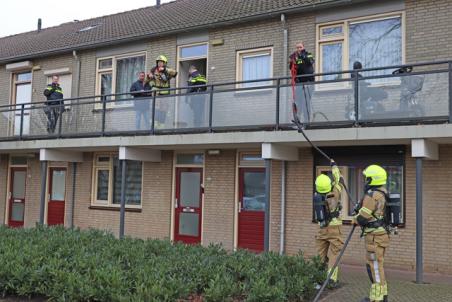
{"left": 353, "top": 61, "right": 362, "bottom": 70}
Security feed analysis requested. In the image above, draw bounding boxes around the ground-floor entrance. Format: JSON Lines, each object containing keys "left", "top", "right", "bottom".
{"left": 47, "top": 167, "right": 66, "bottom": 226}
{"left": 174, "top": 167, "right": 203, "bottom": 244}
{"left": 8, "top": 167, "right": 27, "bottom": 228}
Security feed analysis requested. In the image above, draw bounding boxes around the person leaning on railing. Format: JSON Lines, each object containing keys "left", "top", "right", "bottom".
{"left": 43, "top": 75, "right": 64, "bottom": 134}
{"left": 147, "top": 55, "right": 177, "bottom": 129}
{"left": 187, "top": 65, "right": 207, "bottom": 127}
{"left": 130, "top": 71, "right": 153, "bottom": 130}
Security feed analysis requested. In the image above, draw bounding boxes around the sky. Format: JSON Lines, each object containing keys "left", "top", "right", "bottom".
{"left": 0, "top": 0, "right": 173, "bottom": 38}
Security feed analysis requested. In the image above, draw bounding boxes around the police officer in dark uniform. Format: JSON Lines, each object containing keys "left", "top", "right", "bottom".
{"left": 43, "top": 75, "right": 64, "bottom": 134}
{"left": 289, "top": 42, "right": 315, "bottom": 123}
{"left": 187, "top": 65, "right": 207, "bottom": 127}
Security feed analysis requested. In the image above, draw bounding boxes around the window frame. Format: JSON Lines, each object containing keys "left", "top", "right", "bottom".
{"left": 236, "top": 47, "right": 273, "bottom": 89}
{"left": 91, "top": 153, "right": 143, "bottom": 208}
{"left": 95, "top": 52, "right": 147, "bottom": 108}
{"left": 315, "top": 12, "right": 406, "bottom": 86}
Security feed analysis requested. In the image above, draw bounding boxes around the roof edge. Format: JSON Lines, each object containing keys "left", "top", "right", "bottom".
{"left": 0, "top": 0, "right": 355, "bottom": 65}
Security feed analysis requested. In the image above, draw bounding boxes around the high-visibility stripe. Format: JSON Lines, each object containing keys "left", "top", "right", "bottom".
{"left": 373, "top": 260, "right": 381, "bottom": 283}
{"left": 360, "top": 207, "right": 373, "bottom": 216}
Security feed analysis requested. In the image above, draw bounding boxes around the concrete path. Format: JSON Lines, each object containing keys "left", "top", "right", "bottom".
{"left": 320, "top": 264, "right": 452, "bottom": 302}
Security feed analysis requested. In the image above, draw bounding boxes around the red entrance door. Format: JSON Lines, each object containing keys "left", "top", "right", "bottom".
{"left": 238, "top": 168, "right": 266, "bottom": 252}
{"left": 8, "top": 167, "right": 27, "bottom": 228}
{"left": 47, "top": 168, "right": 66, "bottom": 226}
{"left": 174, "top": 168, "right": 203, "bottom": 244}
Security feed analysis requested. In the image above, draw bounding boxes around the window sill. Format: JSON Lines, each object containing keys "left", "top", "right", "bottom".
{"left": 89, "top": 205, "right": 142, "bottom": 212}
{"left": 233, "top": 88, "right": 274, "bottom": 96}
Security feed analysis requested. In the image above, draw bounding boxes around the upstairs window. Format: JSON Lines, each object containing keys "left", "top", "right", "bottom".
{"left": 317, "top": 13, "right": 403, "bottom": 81}
{"left": 96, "top": 53, "right": 146, "bottom": 105}
{"left": 236, "top": 48, "right": 273, "bottom": 88}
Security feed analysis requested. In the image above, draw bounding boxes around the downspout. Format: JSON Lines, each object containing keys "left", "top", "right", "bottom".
{"left": 279, "top": 13, "right": 288, "bottom": 255}
{"left": 72, "top": 50, "right": 81, "bottom": 130}
{"left": 281, "top": 13, "right": 288, "bottom": 77}
{"left": 279, "top": 161, "right": 286, "bottom": 255}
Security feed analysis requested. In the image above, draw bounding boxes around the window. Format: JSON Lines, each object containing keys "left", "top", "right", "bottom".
{"left": 96, "top": 53, "right": 146, "bottom": 105}
{"left": 236, "top": 48, "right": 273, "bottom": 88}
{"left": 179, "top": 44, "right": 208, "bottom": 60}
{"left": 238, "top": 152, "right": 264, "bottom": 167}
{"left": 92, "top": 154, "right": 143, "bottom": 206}
{"left": 317, "top": 13, "right": 403, "bottom": 81}
{"left": 12, "top": 72, "right": 32, "bottom": 136}
{"left": 176, "top": 153, "right": 204, "bottom": 165}
{"left": 313, "top": 146, "right": 405, "bottom": 223}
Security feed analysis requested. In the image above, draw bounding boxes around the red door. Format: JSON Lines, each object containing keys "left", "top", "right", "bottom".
{"left": 238, "top": 168, "right": 266, "bottom": 252}
{"left": 8, "top": 167, "right": 27, "bottom": 228}
{"left": 47, "top": 168, "right": 66, "bottom": 226}
{"left": 174, "top": 168, "right": 203, "bottom": 244}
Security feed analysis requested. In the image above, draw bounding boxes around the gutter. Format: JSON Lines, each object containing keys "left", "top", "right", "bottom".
{"left": 0, "top": 0, "right": 357, "bottom": 64}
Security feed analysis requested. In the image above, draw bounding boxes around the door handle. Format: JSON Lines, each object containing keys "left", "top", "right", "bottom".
{"left": 175, "top": 198, "right": 178, "bottom": 208}
{"left": 182, "top": 207, "right": 195, "bottom": 213}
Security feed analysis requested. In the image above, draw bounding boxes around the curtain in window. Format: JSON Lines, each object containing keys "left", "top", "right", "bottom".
{"left": 349, "top": 17, "right": 402, "bottom": 77}
{"left": 116, "top": 56, "right": 145, "bottom": 102}
{"left": 100, "top": 73, "right": 112, "bottom": 101}
{"left": 113, "top": 159, "right": 142, "bottom": 205}
{"left": 242, "top": 54, "right": 271, "bottom": 87}
{"left": 321, "top": 43, "right": 343, "bottom": 80}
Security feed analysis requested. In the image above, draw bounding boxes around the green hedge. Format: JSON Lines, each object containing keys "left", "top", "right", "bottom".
{"left": 0, "top": 226, "right": 325, "bottom": 301}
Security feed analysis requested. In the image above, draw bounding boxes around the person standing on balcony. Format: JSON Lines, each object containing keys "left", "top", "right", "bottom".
{"left": 130, "top": 71, "right": 152, "bottom": 130}
{"left": 147, "top": 55, "right": 177, "bottom": 129}
{"left": 43, "top": 75, "right": 64, "bottom": 134}
{"left": 313, "top": 159, "right": 344, "bottom": 288}
{"left": 289, "top": 42, "right": 315, "bottom": 124}
{"left": 187, "top": 65, "right": 207, "bottom": 127}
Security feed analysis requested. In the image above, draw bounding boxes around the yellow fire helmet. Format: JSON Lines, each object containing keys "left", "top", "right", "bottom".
{"left": 156, "top": 55, "right": 168, "bottom": 64}
{"left": 363, "top": 164, "right": 387, "bottom": 186}
{"left": 315, "top": 174, "right": 332, "bottom": 194}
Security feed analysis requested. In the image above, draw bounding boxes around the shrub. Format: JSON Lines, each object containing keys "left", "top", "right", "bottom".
{"left": 0, "top": 226, "right": 325, "bottom": 301}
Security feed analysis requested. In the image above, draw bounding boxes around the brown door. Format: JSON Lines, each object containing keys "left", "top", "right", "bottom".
{"left": 47, "top": 168, "right": 66, "bottom": 226}
{"left": 238, "top": 168, "right": 266, "bottom": 252}
{"left": 174, "top": 168, "right": 203, "bottom": 244}
{"left": 8, "top": 167, "right": 27, "bottom": 227}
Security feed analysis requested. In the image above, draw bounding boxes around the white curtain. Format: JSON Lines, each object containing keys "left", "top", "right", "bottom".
{"left": 116, "top": 56, "right": 145, "bottom": 102}
{"left": 322, "top": 43, "right": 343, "bottom": 80}
{"left": 242, "top": 54, "right": 271, "bottom": 87}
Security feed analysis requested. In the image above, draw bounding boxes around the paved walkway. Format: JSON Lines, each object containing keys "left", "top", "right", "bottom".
{"left": 320, "top": 264, "right": 452, "bottom": 302}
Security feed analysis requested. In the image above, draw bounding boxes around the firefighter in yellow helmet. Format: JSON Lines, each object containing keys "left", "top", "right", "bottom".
{"left": 313, "top": 159, "right": 344, "bottom": 287}
{"left": 353, "top": 165, "right": 390, "bottom": 302}
{"left": 147, "top": 55, "right": 177, "bottom": 128}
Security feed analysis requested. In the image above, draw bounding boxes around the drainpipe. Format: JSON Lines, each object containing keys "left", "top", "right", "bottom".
{"left": 72, "top": 50, "right": 81, "bottom": 130}
{"left": 281, "top": 14, "right": 289, "bottom": 122}
{"left": 281, "top": 14, "right": 288, "bottom": 77}
{"left": 70, "top": 162, "right": 77, "bottom": 229}
{"left": 279, "top": 161, "right": 286, "bottom": 255}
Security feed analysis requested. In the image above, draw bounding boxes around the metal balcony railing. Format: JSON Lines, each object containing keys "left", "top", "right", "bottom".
{"left": 0, "top": 61, "right": 451, "bottom": 141}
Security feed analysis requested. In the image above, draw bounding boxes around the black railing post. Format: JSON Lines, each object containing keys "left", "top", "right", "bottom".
{"left": 19, "top": 104, "right": 25, "bottom": 139}
{"left": 101, "top": 99, "right": 107, "bottom": 135}
{"left": 353, "top": 70, "right": 359, "bottom": 124}
{"left": 449, "top": 62, "right": 452, "bottom": 123}
{"left": 151, "top": 93, "right": 156, "bottom": 135}
{"left": 58, "top": 103, "right": 63, "bottom": 138}
{"left": 275, "top": 79, "right": 281, "bottom": 130}
{"left": 208, "top": 85, "right": 214, "bottom": 133}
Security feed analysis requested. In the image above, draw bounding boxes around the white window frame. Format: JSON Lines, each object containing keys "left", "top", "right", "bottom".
{"left": 91, "top": 153, "right": 143, "bottom": 208}
{"left": 95, "top": 52, "right": 147, "bottom": 108}
{"left": 236, "top": 47, "right": 273, "bottom": 89}
{"left": 316, "top": 12, "right": 405, "bottom": 88}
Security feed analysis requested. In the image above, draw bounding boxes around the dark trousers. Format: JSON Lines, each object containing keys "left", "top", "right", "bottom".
{"left": 295, "top": 83, "right": 313, "bottom": 123}
{"left": 187, "top": 94, "right": 206, "bottom": 127}
{"left": 44, "top": 104, "right": 62, "bottom": 134}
